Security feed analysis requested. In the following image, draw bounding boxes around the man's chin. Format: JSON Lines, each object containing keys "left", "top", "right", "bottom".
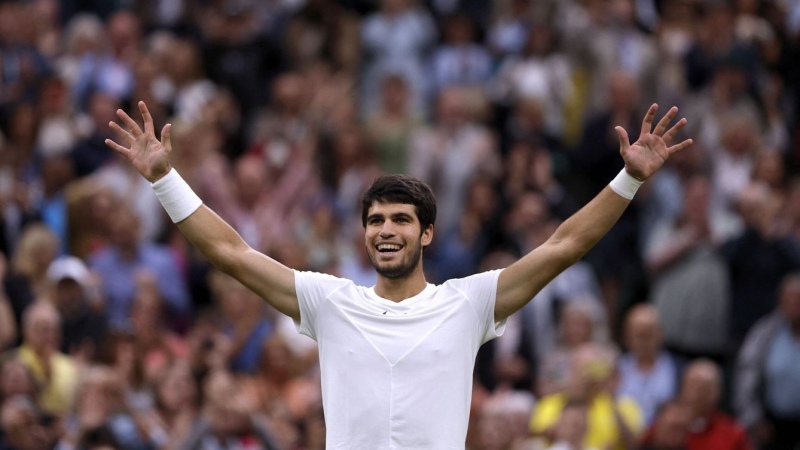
{"left": 374, "top": 262, "right": 415, "bottom": 280}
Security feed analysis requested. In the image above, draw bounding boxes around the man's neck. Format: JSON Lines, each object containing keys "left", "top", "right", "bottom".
{"left": 374, "top": 271, "right": 428, "bottom": 302}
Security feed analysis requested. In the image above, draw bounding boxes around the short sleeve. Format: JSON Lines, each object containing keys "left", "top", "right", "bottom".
{"left": 445, "top": 269, "right": 506, "bottom": 343}
{"left": 294, "top": 270, "right": 351, "bottom": 340}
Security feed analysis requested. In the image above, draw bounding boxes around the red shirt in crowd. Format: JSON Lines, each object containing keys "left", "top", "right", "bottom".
{"left": 687, "top": 412, "right": 752, "bottom": 450}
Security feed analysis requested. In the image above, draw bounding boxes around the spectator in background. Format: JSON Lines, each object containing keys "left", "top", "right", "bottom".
{"left": 546, "top": 400, "right": 595, "bottom": 450}
{"left": 134, "top": 360, "right": 199, "bottom": 450}
{"left": 485, "top": 0, "right": 534, "bottom": 58}
{"left": 0, "top": 395, "right": 56, "bottom": 450}
{"left": 166, "top": 38, "right": 217, "bottom": 125}
{"left": 45, "top": 255, "right": 106, "bottom": 361}
{"left": 0, "top": 358, "right": 37, "bottom": 408}
{"left": 72, "top": 10, "right": 139, "bottom": 107}
{"left": 88, "top": 203, "right": 190, "bottom": 330}
{"left": 360, "top": 0, "right": 437, "bottom": 116}
{"left": 644, "top": 174, "right": 731, "bottom": 362}
{"left": 0, "top": 1, "right": 51, "bottom": 115}
{"left": 57, "top": 365, "right": 150, "bottom": 450}
{"left": 209, "top": 270, "right": 274, "bottom": 375}
{"left": 8, "top": 300, "right": 78, "bottom": 416}
{"left": 477, "top": 390, "right": 537, "bottom": 450}
{"left": 364, "top": 74, "right": 421, "bottom": 175}
{"left": 617, "top": 304, "right": 681, "bottom": 426}
{"left": 639, "top": 401, "right": 692, "bottom": 450}
{"left": 530, "top": 343, "right": 643, "bottom": 450}
{"left": 538, "top": 300, "right": 608, "bottom": 397}
{"left": 735, "top": 271, "right": 800, "bottom": 450}
{"left": 127, "top": 273, "right": 188, "bottom": 381}
{"left": 680, "top": 359, "right": 751, "bottom": 450}
{"left": 430, "top": 12, "right": 492, "bottom": 92}
{"left": 408, "top": 86, "right": 500, "bottom": 236}
{"left": 70, "top": 91, "right": 122, "bottom": 178}
{"left": 724, "top": 182, "right": 800, "bottom": 350}
{"left": 179, "top": 370, "right": 279, "bottom": 450}
{"left": 284, "top": 0, "right": 362, "bottom": 74}
{"left": 490, "top": 22, "right": 573, "bottom": 138}
{"left": 4, "top": 224, "right": 59, "bottom": 336}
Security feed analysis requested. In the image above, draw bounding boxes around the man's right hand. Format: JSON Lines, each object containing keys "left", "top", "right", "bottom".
{"left": 105, "top": 101, "right": 173, "bottom": 183}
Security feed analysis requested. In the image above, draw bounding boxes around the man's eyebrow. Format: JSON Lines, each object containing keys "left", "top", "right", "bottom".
{"left": 390, "top": 212, "right": 414, "bottom": 220}
{"left": 366, "top": 212, "right": 385, "bottom": 221}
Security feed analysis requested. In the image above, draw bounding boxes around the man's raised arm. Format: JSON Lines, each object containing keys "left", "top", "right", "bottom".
{"left": 495, "top": 104, "right": 693, "bottom": 321}
{"left": 105, "top": 101, "right": 299, "bottom": 321}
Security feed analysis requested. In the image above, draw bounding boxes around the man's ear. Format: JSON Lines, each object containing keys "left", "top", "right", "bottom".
{"left": 421, "top": 225, "right": 434, "bottom": 247}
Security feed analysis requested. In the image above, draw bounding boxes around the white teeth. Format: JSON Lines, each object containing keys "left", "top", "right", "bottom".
{"left": 378, "top": 244, "right": 401, "bottom": 251}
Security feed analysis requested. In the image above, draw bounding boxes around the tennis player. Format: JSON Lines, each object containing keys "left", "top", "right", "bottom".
{"left": 106, "top": 101, "right": 690, "bottom": 449}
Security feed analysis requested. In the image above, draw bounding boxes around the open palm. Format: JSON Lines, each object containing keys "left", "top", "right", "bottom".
{"left": 105, "top": 101, "right": 173, "bottom": 183}
{"left": 615, "top": 104, "right": 693, "bottom": 181}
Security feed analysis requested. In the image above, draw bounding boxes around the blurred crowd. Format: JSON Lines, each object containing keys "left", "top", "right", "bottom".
{"left": 1, "top": 0, "right": 800, "bottom": 449}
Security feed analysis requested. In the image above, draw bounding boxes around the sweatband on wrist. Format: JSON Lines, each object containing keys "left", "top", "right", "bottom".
{"left": 151, "top": 169, "right": 203, "bottom": 223}
{"left": 609, "top": 168, "right": 644, "bottom": 200}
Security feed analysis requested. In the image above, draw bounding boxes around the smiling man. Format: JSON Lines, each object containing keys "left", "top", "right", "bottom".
{"left": 105, "top": 101, "right": 691, "bottom": 449}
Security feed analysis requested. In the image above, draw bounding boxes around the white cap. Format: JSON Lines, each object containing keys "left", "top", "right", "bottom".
{"left": 46, "top": 256, "right": 91, "bottom": 288}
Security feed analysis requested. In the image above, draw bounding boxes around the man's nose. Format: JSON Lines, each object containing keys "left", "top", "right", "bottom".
{"left": 379, "top": 222, "right": 396, "bottom": 237}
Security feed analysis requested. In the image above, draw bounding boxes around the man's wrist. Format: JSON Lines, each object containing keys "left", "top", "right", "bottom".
{"left": 609, "top": 168, "right": 644, "bottom": 200}
{"left": 151, "top": 169, "right": 203, "bottom": 223}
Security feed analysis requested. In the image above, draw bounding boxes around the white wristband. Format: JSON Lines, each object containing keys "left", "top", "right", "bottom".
{"left": 151, "top": 169, "right": 203, "bottom": 223}
{"left": 609, "top": 168, "right": 644, "bottom": 200}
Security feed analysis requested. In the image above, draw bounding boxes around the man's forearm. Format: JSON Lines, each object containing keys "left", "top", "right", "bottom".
{"left": 549, "top": 185, "right": 631, "bottom": 262}
{"left": 176, "top": 205, "right": 250, "bottom": 273}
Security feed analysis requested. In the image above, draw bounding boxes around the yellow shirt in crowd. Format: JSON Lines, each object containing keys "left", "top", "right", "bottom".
{"left": 530, "top": 392, "right": 644, "bottom": 450}
{"left": 16, "top": 345, "right": 78, "bottom": 414}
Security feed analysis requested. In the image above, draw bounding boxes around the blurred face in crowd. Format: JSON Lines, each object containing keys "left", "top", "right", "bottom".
{"left": 623, "top": 304, "right": 663, "bottom": 362}
{"left": 381, "top": 75, "right": 409, "bottom": 115}
{"left": 682, "top": 176, "right": 711, "bottom": 226}
{"left": 650, "top": 402, "right": 691, "bottom": 449}
{"left": 568, "top": 344, "right": 615, "bottom": 399}
{"left": 0, "top": 397, "right": 51, "bottom": 450}
{"left": 435, "top": 88, "right": 466, "bottom": 128}
{"left": 107, "top": 206, "right": 140, "bottom": 252}
{"left": 89, "top": 92, "right": 121, "bottom": 133}
{"left": 234, "top": 154, "right": 267, "bottom": 210}
{"left": 679, "top": 360, "right": 721, "bottom": 419}
{"left": 0, "top": 360, "right": 35, "bottom": 400}
{"left": 555, "top": 403, "right": 589, "bottom": 446}
{"left": 560, "top": 304, "right": 594, "bottom": 348}
{"left": 53, "top": 278, "right": 85, "bottom": 314}
{"left": 23, "top": 302, "right": 61, "bottom": 356}
{"left": 156, "top": 361, "right": 197, "bottom": 413}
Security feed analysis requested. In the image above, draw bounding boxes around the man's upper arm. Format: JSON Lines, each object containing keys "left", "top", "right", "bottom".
{"left": 495, "top": 238, "right": 577, "bottom": 321}
{"left": 229, "top": 247, "right": 300, "bottom": 321}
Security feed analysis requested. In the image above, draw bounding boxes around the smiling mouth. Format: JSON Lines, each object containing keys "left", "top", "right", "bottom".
{"left": 376, "top": 244, "right": 402, "bottom": 256}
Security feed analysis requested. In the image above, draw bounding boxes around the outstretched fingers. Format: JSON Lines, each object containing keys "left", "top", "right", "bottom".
{"left": 667, "top": 138, "right": 693, "bottom": 155}
{"left": 104, "top": 137, "right": 131, "bottom": 158}
{"left": 138, "top": 101, "right": 155, "bottom": 135}
{"left": 160, "top": 123, "right": 172, "bottom": 151}
{"left": 640, "top": 103, "right": 658, "bottom": 136}
{"left": 109, "top": 121, "right": 134, "bottom": 146}
{"left": 652, "top": 106, "right": 678, "bottom": 137}
{"left": 116, "top": 109, "right": 143, "bottom": 138}
{"left": 662, "top": 117, "right": 687, "bottom": 144}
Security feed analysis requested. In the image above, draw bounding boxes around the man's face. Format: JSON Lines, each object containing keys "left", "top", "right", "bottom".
{"left": 364, "top": 202, "right": 432, "bottom": 280}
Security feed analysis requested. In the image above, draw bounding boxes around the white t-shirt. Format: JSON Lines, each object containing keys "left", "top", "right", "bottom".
{"left": 294, "top": 269, "right": 506, "bottom": 449}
